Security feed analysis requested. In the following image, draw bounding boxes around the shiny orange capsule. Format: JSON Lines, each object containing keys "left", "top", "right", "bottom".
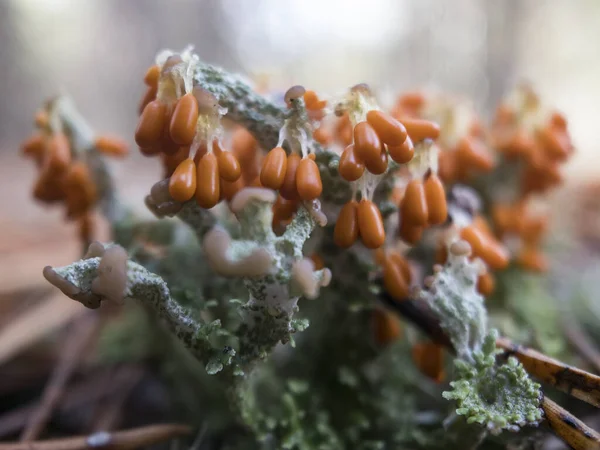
{"left": 296, "top": 157, "right": 322, "bottom": 200}
{"left": 272, "top": 195, "right": 298, "bottom": 229}
{"left": 459, "top": 225, "right": 488, "bottom": 259}
{"left": 398, "top": 220, "right": 423, "bottom": 245}
{"left": 412, "top": 342, "right": 445, "bottom": 383}
{"left": 401, "top": 180, "right": 428, "bottom": 227}
{"left": 357, "top": 199, "right": 385, "bottom": 249}
{"left": 424, "top": 173, "right": 447, "bottom": 225}
{"left": 78, "top": 214, "right": 94, "bottom": 243}
{"left": 353, "top": 121, "right": 383, "bottom": 166}
{"left": 517, "top": 245, "right": 548, "bottom": 272}
{"left": 220, "top": 177, "right": 245, "bottom": 203}
{"left": 162, "top": 146, "right": 190, "bottom": 177}
{"left": 169, "top": 93, "right": 199, "bottom": 146}
{"left": 280, "top": 153, "right": 301, "bottom": 201}
{"left": 217, "top": 151, "right": 241, "bottom": 182}
{"left": 366, "top": 110, "right": 407, "bottom": 146}
{"left": 335, "top": 115, "right": 353, "bottom": 146}
{"left": 364, "top": 146, "right": 388, "bottom": 175}
{"left": 310, "top": 253, "right": 325, "bottom": 270}
{"left": 195, "top": 153, "right": 220, "bottom": 209}
{"left": 21, "top": 134, "right": 46, "bottom": 164}
{"left": 388, "top": 252, "right": 412, "bottom": 284}
{"left": 477, "top": 272, "right": 495, "bottom": 297}
{"left": 387, "top": 136, "right": 414, "bottom": 164}
{"left": 338, "top": 144, "right": 365, "bottom": 181}
{"left": 34, "top": 110, "right": 49, "bottom": 128}
{"left": 33, "top": 170, "right": 65, "bottom": 203}
{"left": 520, "top": 216, "right": 547, "bottom": 245}
{"left": 537, "top": 125, "right": 569, "bottom": 160}
{"left": 303, "top": 90, "right": 327, "bottom": 110}
{"left": 169, "top": 158, "right": 197, "bottom": 202}
{"left": 144, "top": 65, "right": 160, "bottom": 87}
{"left": 482, "top": 239, "right": 510, "bottom": 271}
{"left": 456, "top": 137, "right": 494, "bottom": 172}
{"left": 138, "top": 86, "right": 157, "bottom": 115}
{"left": 94, "top": 136, "right": 129, "bottom": 157}
{"left": 399, "top": 118, "right": 440, "bottom": 142}
{"left": 371, "top": 309, "right": 402, "bottom": 346}
{"left": 382, "top": 254, "right": 409, "bottom": 301}
{"left": 260, "top": 147, "right": 288, "bottom": 189}
{"left": 45, "top": 133, "right": 71, "bottom": 174}
{"left": 334, "top": 200, "right": 360, "bottom": 248}
{"left": 313, "top": 126, "right": 332, "bottom": 145}
{"left": 135, "top": 100, "right": 167, "bottom": 149}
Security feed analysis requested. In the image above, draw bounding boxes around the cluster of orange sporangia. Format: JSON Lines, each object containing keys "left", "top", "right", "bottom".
{"left": 21, "top": 104, "right": 128, "bottom": 242}
{"left": 136, "top": 57, "right": 244, "bottom": 210}
{"left": 255, "top": 85, "right": 326, "bottom": 230}
{"left": 489, "top": 86, "right": 573, "bottom": 273}
{"left": 492, "top": 202, "right": 548, "bottom": 272}
{"left": 391, "top": 91, "right": 495, "bottom": 184}
{"left": 332, "top": 85, "right": 445, "bottom": 250}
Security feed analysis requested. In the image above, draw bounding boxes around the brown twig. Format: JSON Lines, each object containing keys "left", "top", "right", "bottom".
{"left": 380, "top": 292, "right": 600, "bottom": 449}
{"left": 542, "top": 396, "right": 600, "bottom": 450}
{"left": 561, "top": 315, "right": 600, "bottom": 373}
{"left": 20, "top": 313, "right": 103, "bottom": 441}
{"left": 0, "top": 423, "right": 191, "bottom": 450}
{"left": 496, "top": 336, "right": 600, "bottom": 408}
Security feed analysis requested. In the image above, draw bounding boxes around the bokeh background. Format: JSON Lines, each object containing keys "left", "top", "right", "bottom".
{"left": 1, "top": 0, "right": 600, "bottom": 284}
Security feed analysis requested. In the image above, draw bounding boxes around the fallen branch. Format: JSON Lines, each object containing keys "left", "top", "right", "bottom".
{"left": 0, "top": 423, "right": 191, "bottom": 450}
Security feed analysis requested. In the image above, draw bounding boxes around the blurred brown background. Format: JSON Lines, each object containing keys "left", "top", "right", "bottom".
{"left": 1, "top": 0, "right": 599, "bottom": 286}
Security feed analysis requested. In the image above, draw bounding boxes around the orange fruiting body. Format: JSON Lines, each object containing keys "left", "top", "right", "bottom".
{"left": 399, "top": 221, "right": 423, "bottom": 245}
{"left": 366, "top": 110, "right": 407, "bottom": 146}
{"left": 338, "top": 145, "right": 365, "bottom": 181}
{"left": 353, "top": 121, "right": 383, "bottom": 166}
{"left": 412, "top": 342, "right": 445, "bottom": 383}
{"left": 382, "top": 254, "right": 409, "bottom": 301}
{"left": 143, "top": 65, "right": 160, "bottom": 87}
{"left": 296, "top": 157, "right": 322, "bottom": 201}
{"left": 371, "top": 309, "right": 402, "bottom": 346}
{"left": 477, "top": 272, "right": 495, "bottom": 296}
{"left": 387, "top": 137, "right": 414, "bottom": 164}
{"left": 169, "top": 93, "right": 199, "bottom": 146}
{"left": 364, "top": 146, "right": 388, "bottom": 175}
{"left": 94, "top": 136, "right": 129, "bottom": 157}
{"left": 217, "top": 151, "right": 242, "bottom": 182}
{"left": 135, "top": 100, "right": 167, "bottom": 149}
{"left": 169, "top": 158, "right": 197, "bottom": 203}
{"left": 45, "top": 133, "right": 71, "bottom": 174}
{"left": 357, "top": 199, "right": 385, "bottom": 249}
{"left": 280, "top": 153, "right": 301, "bottom": 201}
{"left": 334, "top": 200, "right": 360, "bottom": 248}
{"left": 260, "top": 147, "right": 288, "bottom": 190}
{"left": 195, "top": 153, "right": 220, "bottom": 209}
{"left": 399, "top": 118, "right": 440, "bottom": 142}
{"left": 21, "top": 134, "right": 46, "bottom": 164}
{"left": 401, "top": 180, "right": 428, "bottom": 227}
{"left": 424, "top": 173, "right": 447, "bottom": 225}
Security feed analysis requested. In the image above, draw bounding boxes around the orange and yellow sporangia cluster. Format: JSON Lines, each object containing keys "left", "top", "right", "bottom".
{"left": 490, "top": 85, "right": 573, "bottom": 272}
{"left": 21, "top": 99, "right": 128, "bottom": 242}
{"left": 22, "top": 51, "right": 574, "bottom": 388}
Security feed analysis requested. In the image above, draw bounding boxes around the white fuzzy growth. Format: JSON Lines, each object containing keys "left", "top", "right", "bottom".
{"left": 421, "top": 240, "right": 487, "bottom": 361}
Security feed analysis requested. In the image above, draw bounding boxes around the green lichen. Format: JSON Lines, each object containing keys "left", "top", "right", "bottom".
{"left": 443, "top": 330, "right": 543, "bottom": 435}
